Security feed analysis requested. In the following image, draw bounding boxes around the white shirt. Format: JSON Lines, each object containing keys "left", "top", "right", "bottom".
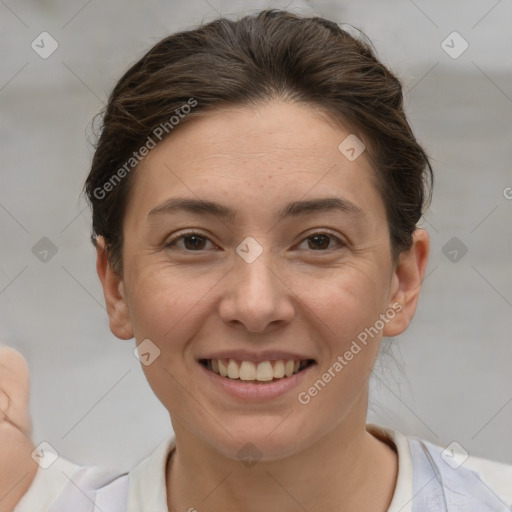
{"left": 14, "top": 424, "right": 512, "bottom": 511}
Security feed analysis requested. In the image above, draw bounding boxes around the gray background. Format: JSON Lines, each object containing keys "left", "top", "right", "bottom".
{"left": 1, "top": 0, "right": 511, "bottom": 473}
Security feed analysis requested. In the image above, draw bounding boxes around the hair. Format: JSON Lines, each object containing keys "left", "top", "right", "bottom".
{"left": 84, "top": 8, "right": 433, "bottom": 275}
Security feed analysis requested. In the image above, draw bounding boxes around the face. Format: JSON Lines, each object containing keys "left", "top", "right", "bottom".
{"left": 97, "top": 101, "right": 428, "bottom": 461}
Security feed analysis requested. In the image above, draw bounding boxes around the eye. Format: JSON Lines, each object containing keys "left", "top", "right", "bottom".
{"left": 165, "top": 231, "right": 217, "bottom": 251}
{"left": 165, "top": 230, "right": 345, "bottom": 253}
{"left": 296, "top": 231, "right": 346, "bottom": 251}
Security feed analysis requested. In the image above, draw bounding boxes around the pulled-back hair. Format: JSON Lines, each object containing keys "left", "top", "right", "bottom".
{"left": 84, "top": 8, "right": 433, "bottom": 274}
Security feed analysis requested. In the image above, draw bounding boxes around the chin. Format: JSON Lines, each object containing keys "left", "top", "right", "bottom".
{"left": 202, "top": 419, "right": 315, "bottom": 463}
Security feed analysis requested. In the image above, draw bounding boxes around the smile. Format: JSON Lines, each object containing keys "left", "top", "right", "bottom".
{"left": 199, "top": 358, "right": 315, "bottom": 383}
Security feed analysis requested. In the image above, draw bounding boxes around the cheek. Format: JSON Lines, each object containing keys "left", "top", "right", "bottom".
{"left": 125, "top": 265, "right": 209, "bottom": 340}
{"left": 306, "top": 264, "right": 390, "bottom": 336}
{"left": 295, "top": 272, "right": 386, "bottom": 420}
{"left": 127, "top": 270, "right": 205, "bottom": 412}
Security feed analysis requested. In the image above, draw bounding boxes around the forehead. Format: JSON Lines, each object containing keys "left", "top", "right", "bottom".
{"left": 126, "top": 101, "right": 384, "bottom": 221}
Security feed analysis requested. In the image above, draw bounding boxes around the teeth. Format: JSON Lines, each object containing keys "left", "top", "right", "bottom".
{"left": 218, "top": 359, "right": 228, "bottom": 377}
{"left": 256, "top": 361, "right": 274, "bottom": 381}
{"left": 273, "top": 360, "right": 285, "bottom": 378}
{"left": 239, "top": 361, "right": 256, "bottom": 381}
{"left": 206, "top": 358, "right": 310, "bottom": 382}
{"left": 227, "top": 359, "right": 239, "bottom": 379}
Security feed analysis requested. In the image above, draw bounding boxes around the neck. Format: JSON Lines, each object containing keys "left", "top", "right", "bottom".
{"left": 166, "top": 413, "right": 397, "bottom": 512}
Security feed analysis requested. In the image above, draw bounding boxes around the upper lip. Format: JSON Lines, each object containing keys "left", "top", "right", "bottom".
{"left": 197, "top": 350, "right": 315, "bottom": 363}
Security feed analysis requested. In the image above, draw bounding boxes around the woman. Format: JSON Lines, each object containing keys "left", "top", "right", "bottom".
{"left": 1, "top": 9, "right": 511, "bottom": 512}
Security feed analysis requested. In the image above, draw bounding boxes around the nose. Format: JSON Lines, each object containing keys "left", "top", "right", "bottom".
{"left": 218, "top": 248, "right": 295, "bottom": 333}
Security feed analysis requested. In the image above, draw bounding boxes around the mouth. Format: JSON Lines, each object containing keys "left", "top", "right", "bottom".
{"left": 199, "top": 358, "right": 315, "bottom": 384}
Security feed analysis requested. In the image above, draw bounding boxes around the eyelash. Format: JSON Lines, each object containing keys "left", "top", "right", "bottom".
{"left": 164, "top": 230, "right": 346, "bottom": 252}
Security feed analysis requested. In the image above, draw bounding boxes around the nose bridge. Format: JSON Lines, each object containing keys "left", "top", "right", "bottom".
{"left": 234, "top": 237, "right": 279, "bottom": 300}
{"left": 219, "top": 236, "right": 293, "bottom": 331}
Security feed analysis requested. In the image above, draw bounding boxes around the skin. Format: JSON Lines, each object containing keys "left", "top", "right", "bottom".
{"left": 0, "top": 347, "right": 38, "bottom": 512}
{"left": 96, "top": 101, "right": 430, "bottom": 512}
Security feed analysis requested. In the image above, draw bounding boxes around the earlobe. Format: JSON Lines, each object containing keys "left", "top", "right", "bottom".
{"left": 95, "top": 236, "right": 134, "bottom": 340}
{"left": 383, "top": 229, "right": 430, "bottom": 337}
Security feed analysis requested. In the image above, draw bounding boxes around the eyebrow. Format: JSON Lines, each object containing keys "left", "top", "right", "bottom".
{"left": 148, "top": 196, "right": 364, "bottom": 221}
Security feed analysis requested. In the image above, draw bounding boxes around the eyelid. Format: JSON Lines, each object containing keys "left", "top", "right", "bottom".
{"left": 294, "top": 229, "right": 347, "bottom": 250}
{"left": 165, "top": 229, "right": 347, "bottom": 252}
{"left": 165, "top": 230, "right": 217, "bottom": 249}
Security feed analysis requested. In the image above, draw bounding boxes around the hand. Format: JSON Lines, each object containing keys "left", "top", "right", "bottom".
{"left": 0, "top": 347, "right": 38, "bottom": 512}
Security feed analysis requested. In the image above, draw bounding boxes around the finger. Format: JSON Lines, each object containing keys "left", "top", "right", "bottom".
{"left": 0, "top": 390, "right": 7, "bottom": 422}
{"left": 0, "top": 346, "right": 32, "bottom": 437}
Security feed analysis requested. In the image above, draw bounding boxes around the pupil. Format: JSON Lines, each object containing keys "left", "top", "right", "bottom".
{"left": 183, "top": 235, "right": 330, "bottom": 251}
{"left": 185, "top": 235, "right": 205, "bottom": 250}
{"left": 309, "top": 234, "right": 329, "bottom": 250}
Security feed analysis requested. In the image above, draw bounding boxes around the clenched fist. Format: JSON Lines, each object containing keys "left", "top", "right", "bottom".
{"left": 0, "top": 347, "right": 38, "bottom": 512}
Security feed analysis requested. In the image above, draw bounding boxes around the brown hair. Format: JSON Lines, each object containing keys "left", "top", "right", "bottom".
{"left": 84, "top": 8, "right": 433, "bottom": 275}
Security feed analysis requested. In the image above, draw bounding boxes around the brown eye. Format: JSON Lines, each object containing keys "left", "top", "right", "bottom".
{"left": 298, "top": 232, "right": 345, "bottom": 251}
{"left": 182, "top": 235, "right": 207, "bottom": 250}
{"left": 166, "top": 232, "right": 214, "bottom": 251}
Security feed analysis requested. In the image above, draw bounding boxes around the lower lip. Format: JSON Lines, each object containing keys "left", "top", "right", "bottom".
{"left": 198, "top": 361, "right": 314, "bottom": 401}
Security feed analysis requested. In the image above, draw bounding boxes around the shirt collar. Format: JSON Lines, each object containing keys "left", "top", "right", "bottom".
{"left": 127, "top": 435, "right": 176, "bottom": 512}
{"left": 127, "top": 425, "right": 412, "bottom": 512}
{"left": 366, "top": 423, "right": 414, "bottom": 512}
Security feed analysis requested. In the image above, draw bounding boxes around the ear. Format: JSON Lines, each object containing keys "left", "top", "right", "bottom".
{"left": 383, "top": 228, "right": 430, "bottom": 337}
{"left": 95, "top": 236, "right": 134, "bottom": 340}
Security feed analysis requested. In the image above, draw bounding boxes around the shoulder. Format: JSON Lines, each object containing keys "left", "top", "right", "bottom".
{"left": 13, "top": 436, "right": 174, "bottom": 512}
{"left": 413, "top": 436, "right": 512, "bottom": 509}
{"left": 372, "top": 424, "right": 511, "bottom": 511}
{"left": 464, "top": 453, "right": 512, "bottom": 504}
{"left": 13, "top": 454, "right": 129, "bottom": 512}
{"left": 408, "top": 436, "right": 512, "bottom": 507}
